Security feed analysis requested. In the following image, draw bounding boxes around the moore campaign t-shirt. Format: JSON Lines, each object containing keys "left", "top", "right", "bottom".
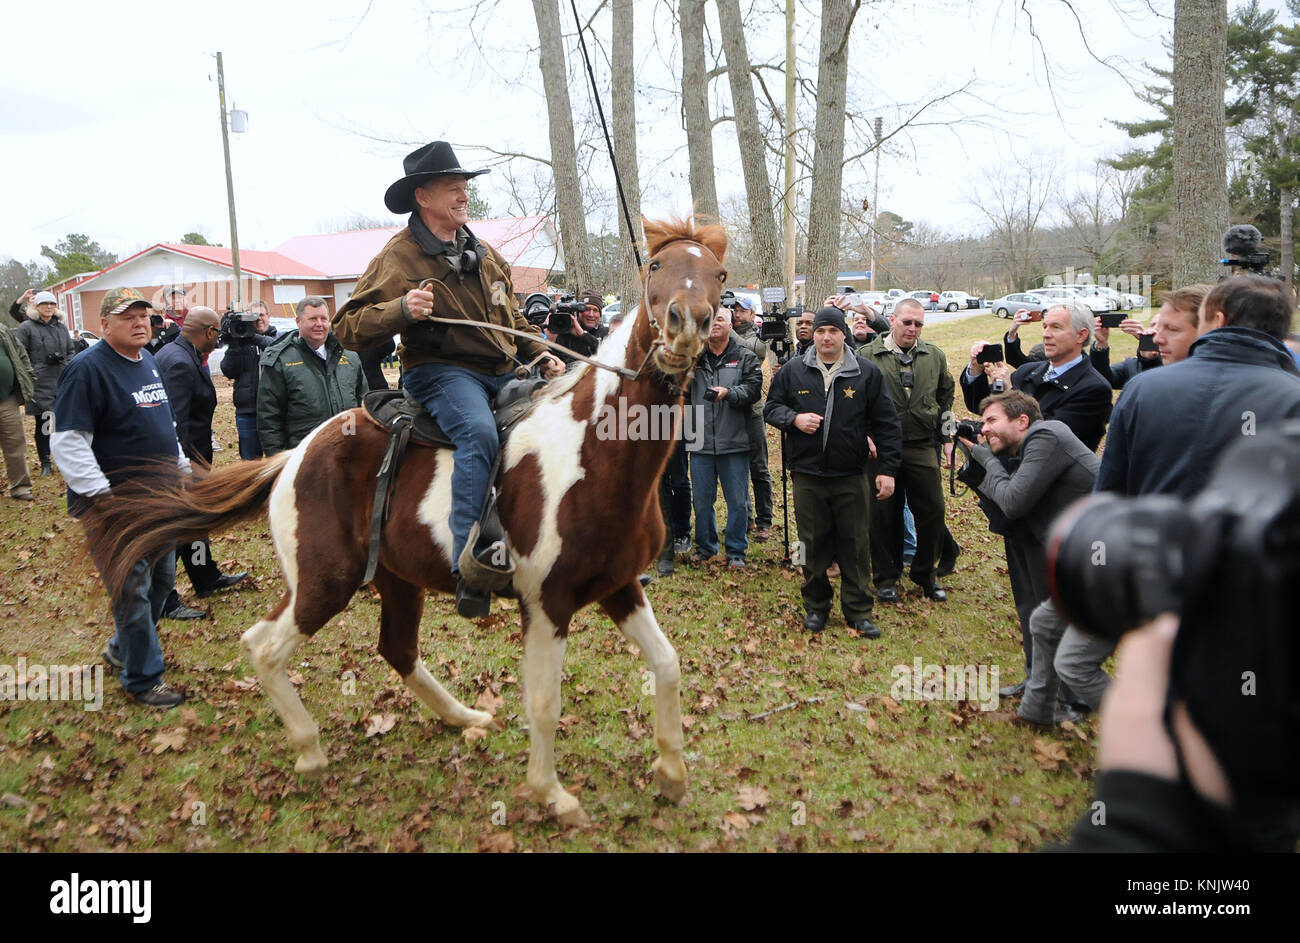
{"left": 53, "top": 341, "right": 180, "bottom": 489}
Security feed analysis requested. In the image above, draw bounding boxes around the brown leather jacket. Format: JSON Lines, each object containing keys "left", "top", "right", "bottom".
{"left": 331, "top": 226, "right": 547, "bottom": 376}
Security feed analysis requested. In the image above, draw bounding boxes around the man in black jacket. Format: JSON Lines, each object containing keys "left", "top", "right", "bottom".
{"left": 961, "top": 301, "right": 1112, "bottom": 451}
{"left": 765, "top": 307, "right": 902, "bottom": 638}
{"left": 218, "top": 300, "right": 278, "bottom": 459}
{"left": 554, "top": 290, "right": 608, "bottom": 363}
{"left": 155, "top": 307, "right": 247, "bottom": 612}
{"left": 685, "top": 308, "right": 761, "bottom": 566}
{"left": 1097, "top": 275, "right": 1300, "bottom": 498}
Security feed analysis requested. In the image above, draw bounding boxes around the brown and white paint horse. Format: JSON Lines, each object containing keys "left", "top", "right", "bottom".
{"left": 97, "top": 216, "right": 727, "bottom": 824}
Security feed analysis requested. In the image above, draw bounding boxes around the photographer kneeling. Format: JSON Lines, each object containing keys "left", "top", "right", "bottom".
{"left": 957, "top": 391, "right": 1108, "bottom": 722}
{"left": 218, "top": 300, "right": 278, "bottom": 460}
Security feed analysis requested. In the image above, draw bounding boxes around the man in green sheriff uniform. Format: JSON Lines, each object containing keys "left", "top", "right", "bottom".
{"left": 859, "top": 297, "right": 955, "bottom": 603}
{"left": 257, "top": 296, "right": 367, "bottom": 455}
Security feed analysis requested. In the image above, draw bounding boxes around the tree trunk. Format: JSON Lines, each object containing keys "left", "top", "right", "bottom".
{"left": 532, "top": 0, "right": 592, "bottom": 291}
{"left": 680, "top": 0, "right": 718, "bottom": 222}
{"left": 612, "top": 0, "right": 644, "bottom": 310}
{"left": 716, "top": 0, "right": 783, "bottom": 293}
{"left": 804, "top": 0, "right": 852, "bottom": 306}
{"left": 1172, "top": 0, "right": 1229, "bottom": 286}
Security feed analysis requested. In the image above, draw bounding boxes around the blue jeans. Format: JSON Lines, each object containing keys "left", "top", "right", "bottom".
{"left": 690, "top": 451, "right": 750, "bottom": 559}
{"left": 236, "top": 414, "right": 263, "bottom": 460}
{"left": 402, "top": 362, "right": 512, "bottom": 572}
{"left": 902, "top": 498, "right": 917, "bottom": 560}
{"left": 106, "top": 551, "right": 176, "bottom": 694}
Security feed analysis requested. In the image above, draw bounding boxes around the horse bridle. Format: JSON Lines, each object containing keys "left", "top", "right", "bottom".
{"left": 412, "top": 238, "right": 721, "bottom": 390}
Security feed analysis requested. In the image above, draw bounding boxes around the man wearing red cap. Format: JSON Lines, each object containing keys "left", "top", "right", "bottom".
{"left": 333, "top": 141, "right": 564, "bottom": 618}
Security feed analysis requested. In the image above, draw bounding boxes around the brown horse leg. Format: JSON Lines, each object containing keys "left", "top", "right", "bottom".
{"left": 600, "top": 583, "right": 687, "bottom": 804}
{"left": 521, "top": 602, "right": 586, "bottom": 826}
{"left": 371, "top": 568, "right": 494, "bottom": 729}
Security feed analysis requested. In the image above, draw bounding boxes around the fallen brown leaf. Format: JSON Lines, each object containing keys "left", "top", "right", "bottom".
{"left": 363, "top": 713, "right": 398, "bottom": 738}
{"left": 737, "top": 785, "right": 770, "bottom": 811}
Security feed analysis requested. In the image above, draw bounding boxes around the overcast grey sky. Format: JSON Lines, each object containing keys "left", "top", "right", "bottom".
{"left": 0, "top": 0, "right": 1280, "bottom": 268}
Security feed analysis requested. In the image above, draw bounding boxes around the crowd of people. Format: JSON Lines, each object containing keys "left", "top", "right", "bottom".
{"left": 5, "top": 137, "right": 1299, "bottom": 851}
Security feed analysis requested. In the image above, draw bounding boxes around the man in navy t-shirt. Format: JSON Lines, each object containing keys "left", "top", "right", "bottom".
{"left": 51, "top": 287, "right": 190, "bottom": 708}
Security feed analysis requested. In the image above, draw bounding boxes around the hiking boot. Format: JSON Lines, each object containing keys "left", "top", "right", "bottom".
{"left": 455, "top": 578, "right": 491, "bottom": 619}
{"left": 162, "top": 603, "right": 208, "bottom": 620}
{"left": 131, "top": 682, "right": 185, "bottom": 708}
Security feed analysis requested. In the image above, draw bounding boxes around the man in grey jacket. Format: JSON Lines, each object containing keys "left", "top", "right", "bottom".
{"left": 686, "top": 308, "right": 761, "bottom": 567}
{"left": 959, "top": 390, "right": 1108, "bottom": 725}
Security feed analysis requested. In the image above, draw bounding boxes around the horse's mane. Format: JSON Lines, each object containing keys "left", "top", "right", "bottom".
{"left": 642, "top": 216, "right": 728, "bottom": 266}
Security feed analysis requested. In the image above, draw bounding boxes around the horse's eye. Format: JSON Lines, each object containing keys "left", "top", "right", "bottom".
{"left": 719, "top": 272, "right": 727, "bottom": 283}
{"left": 649, "top": 261, "right": 661, "bottom": 272}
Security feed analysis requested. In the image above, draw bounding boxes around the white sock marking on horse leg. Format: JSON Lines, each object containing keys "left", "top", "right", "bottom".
{"left": 241, "top": 612, "right": 325, "bottom": 774}
{"left": 617, "top": 600, "right": 687, "bottom": 802}
{"left": 403, "top": 661, "right": 493, "bottom": 728}
{"left": 522, "top": 611, "right": 583, "bottom": 823}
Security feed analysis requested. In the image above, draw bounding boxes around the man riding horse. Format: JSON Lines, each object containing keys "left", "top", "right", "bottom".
{"left": 332, "top": 141, "right": 565, "bottom": 619}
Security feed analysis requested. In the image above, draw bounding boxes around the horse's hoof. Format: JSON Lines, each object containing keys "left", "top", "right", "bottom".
{"left": 295, "top": 752, "right": 328, "bottom": 776}
{"left": 555, "top": 803, "right": 590, "bottom": 828}
{"left": 653, "top": 756, "right": 687, "bottom": 804}
{"left": 461, "top": 709, "right": 496, "bottom": 729}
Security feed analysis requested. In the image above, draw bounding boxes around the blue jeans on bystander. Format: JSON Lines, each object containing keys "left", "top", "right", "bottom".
{"left": 690, "top": 451, "right": 750, "bottom": 560}
{"left": 236, "top": 415, "right": 263, "bottom": 460}
{"left": 105, "top": 550, "right": 176, "bottom": 695}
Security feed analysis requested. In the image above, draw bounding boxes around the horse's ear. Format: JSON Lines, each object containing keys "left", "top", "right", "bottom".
{"left": 693, "top": 222, "right": 728, "bottom": 264}
{"left": 642, "top": 216, "right": 671, "bottom": 257}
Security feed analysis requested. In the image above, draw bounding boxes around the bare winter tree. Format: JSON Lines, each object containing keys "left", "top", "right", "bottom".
{"left": 1173, "top": 0, "right": 1229, "bottom": 284}
{"left": 716, "top": 0, "right": 784, "bottom": 291}
{"left": 967, "top": 155, "right": 1057, "bottom": 293}
{"left": 803, "top": 0, "right": 856, "bottom": 305}
{"left": 1057, "top": 162, "right": 1127, "bottom": 275}
{"left": 680, "top": 0, "right": 719, "bottom": 221}
{"left": 532, "top": 0, "right": 594, "bottom": 291}
{"left": 612, "top": 0, "right": 644, "bottom": 307}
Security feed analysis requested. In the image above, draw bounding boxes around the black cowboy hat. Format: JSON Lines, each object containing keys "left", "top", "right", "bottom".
{"left": 384, "top": 141, "right": 490, "bottom": 214}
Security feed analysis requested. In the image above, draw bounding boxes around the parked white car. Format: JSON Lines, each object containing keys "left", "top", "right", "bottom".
{"left": 1035, "top": 286, "right": 1112, "bottom": 314}
{"left": 937, "top": 291, "right": 981, "bottom": 311}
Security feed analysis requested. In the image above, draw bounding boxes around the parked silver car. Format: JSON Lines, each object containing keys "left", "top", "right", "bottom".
{"left": 988, "top": 292, "right": 1051, "bottom": 319}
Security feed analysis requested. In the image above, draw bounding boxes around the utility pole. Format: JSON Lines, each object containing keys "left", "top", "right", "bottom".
{"left": 870, "top": 116, "right": 882, "bottom": 291}
{"left": 783, "top": 0, "right": 796, "bottom": 302}
{"left": 216, "top": 52, "right": 243, "bottom": 310}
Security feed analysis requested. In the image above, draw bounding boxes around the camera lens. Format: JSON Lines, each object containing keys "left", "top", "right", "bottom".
{"left": 1045, "top": 493, "right": 1192, "bottom": 641}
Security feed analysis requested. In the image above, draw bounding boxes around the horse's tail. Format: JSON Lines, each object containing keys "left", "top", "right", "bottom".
{"left": 89, "top": 451, "right": 293, "bottom": 604}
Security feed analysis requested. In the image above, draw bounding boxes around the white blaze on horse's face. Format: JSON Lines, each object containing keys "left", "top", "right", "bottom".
{"left": 644, "top": 239, "right": 727, "bottom": 374}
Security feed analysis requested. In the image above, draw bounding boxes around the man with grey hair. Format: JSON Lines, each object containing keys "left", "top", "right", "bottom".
{"left": 961, "top": 300, "right": 1111, "bottom": 452}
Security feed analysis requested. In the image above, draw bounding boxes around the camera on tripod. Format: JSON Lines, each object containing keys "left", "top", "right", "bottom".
{"left": 756, "top": 287, "right": 801, "bottom": 364}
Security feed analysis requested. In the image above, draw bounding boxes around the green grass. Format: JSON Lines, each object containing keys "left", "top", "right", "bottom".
{"left": 0, "top": 321, "right": 1120, "bottom": 852}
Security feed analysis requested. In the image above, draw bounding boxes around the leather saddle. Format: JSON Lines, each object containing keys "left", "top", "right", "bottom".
{"left": 357, "top": 376, "right": 548, "bottom": 587}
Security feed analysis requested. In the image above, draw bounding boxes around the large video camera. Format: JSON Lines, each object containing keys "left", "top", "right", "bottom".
{"left": 1221, "top": 224, "right": 1272, "bottom": 275}
{"left": 547, "top": 294, "right": 588, "bottom": 336}
{"left": 1046, "top": 419, "right": 1300, "bottom": 807}
{"left": 219, "top": 308, "right": 260, "bottom": 347}
{"left": 756, "top": 287, "right": 801, "bottom": 364}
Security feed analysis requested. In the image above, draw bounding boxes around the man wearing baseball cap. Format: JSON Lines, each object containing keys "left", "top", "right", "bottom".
{"left": 553, "top": 289, "right": 608, "bottom": 363}
{"left": 50, "top": 287, "right": 192, "bottom": 708}
{"left": 332, "top": 141, "right": 564, "bottom": 618}
{"left": 764, "top": 306, "right": 902, "bottom": 639}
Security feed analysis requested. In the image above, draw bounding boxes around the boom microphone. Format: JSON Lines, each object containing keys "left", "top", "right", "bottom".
{"left": 1222, "top": 224, "right": 1263, "bottom": 258}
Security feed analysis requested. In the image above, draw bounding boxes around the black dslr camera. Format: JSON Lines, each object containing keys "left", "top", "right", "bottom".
{"left": 219, "top": 308, "right": 259, "bottom": 347}
{"left": 547, "top": 294, "right": 587, "bottom": 336}
{"left": 1047, "top": 420, "right": 1300, "bottom": 807}
{"left": 45, "top": 351, "right": 66, "bottom": 366}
